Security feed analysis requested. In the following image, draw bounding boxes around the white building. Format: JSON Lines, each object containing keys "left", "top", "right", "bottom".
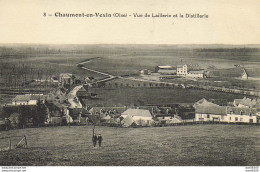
{"left": 186, "top": 70, "right": 205, "bottom": 78}
{"left": 195, "top": 105, "right": 227, "bottom": 122}
{"left": 177, "top": 64, "right": 205, "bottom": 78}
{"left": 140, "top": 69, "right": 151, "bottom": 75}
{"left": 177, "top": 65, "right": 188, "bottom": 76}
{"left": 195, "top": 102, "right": 258, "bottom": 124}
{"left": 121, "top": 108, "right": 153, "bottom": 126}
{"left": 227, "top": 107, "right": 257, "bottom": 124}
{"left": 11, "top": 94, "right": 46, "bottom": 106}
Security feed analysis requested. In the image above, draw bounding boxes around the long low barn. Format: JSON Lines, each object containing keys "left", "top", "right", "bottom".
{"left": 195, "top": 103, "right": 258, "bottom": 124}
{"left": 121, "top": 108, "right": 154, "bottom": 127}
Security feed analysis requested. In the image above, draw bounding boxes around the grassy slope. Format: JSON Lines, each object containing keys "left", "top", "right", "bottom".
{"left": 0, "top": 125, "right": 259, "bottom": 166}
{"left": 84, "top": 88, "right": 247, "bottom": 106}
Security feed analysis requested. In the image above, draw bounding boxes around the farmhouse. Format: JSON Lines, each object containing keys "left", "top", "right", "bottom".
{"left": 140, "top": 69, "right": 151, "bottom": 75}
{"left": 194, "top": 98, "right": 258, "bottom": 124}
{"left": 10, "top": 94, "right": 46, "bottom": 106}
{"left": 59, "top": 73, "right": 75, "bottom": 87}
{"left": 227, "top": 107, "right": 257, "bottom": 124}
{"left": 195, "top": 105, "right": 227, "bottom": 122}
{"left": 121, "top": 108, "right": 153, "bottom": 126}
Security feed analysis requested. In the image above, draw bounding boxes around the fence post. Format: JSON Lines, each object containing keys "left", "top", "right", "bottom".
{"left": 9, "top": 137, "right": 11, "bottom": 150}
{"left": 24, "top": 135, "right": 28, "bottom": 148}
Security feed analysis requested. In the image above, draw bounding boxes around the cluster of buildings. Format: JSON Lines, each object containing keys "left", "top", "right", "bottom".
{"left": 176, "top": 65, "right": 205, "bottom": 78}
{"left": 153, "top": 64, "right": 206, "bottom": 78}
{"left": 64, "top": 96, "right": 260, "bottom": 127}
{"left": 59, "top": 73, "right": 97, "bottom": 88}
{"left": 147, "top": 64, "right": 249, "bottom": 80}
{"left": 59, "top": 73, "right": 75, "bottom": 87}
{"left": 194, "top": 98, "right": 260, "bottom": 124}
{"left": 61, "top": 97, "right": 260, "bottom": 127}
{"left": 1, "top": 90, "right": 260, "bottom": 128}
{"left": 1, "top": 69, "right": 258, "bottom": 128}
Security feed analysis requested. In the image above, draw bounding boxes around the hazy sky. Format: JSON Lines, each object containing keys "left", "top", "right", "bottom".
{"left": 0, "top": 0, "right": 259, "bottom": 44}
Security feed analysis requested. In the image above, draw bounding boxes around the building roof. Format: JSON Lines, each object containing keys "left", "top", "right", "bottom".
{"left": 188, "top": 70, "right": 205, "bottom": 74}
{"left": 13, "top": 95, "right": 31, "bottom": 102}
{"left": 12, "top": 94, "right": 46, "bottom": 102}
{"left": 240, "top": 98, "right": 256, "bottom": 107}
{"left": 122, "top": 108, "right": 152, "bottom": 117}
{"left": 208, "top": 67, "right": 245, "bottom": 78}
{"left": 30, "top": 94, "right": 46, "bottom": 101}
{"left": 195, "top": 106, "right": 227, "bottom": 115}
{"left": 193, "top": 98, "right": 219, "bottom": 108}
{"left": 234, "top": 97, "right": 260, "bottom": 108}
{"left": 233, "top": 99, "right": 242, "bottom": 106}
{"left": 121, "top": 115, "right": 135, "bottom": 127}
{"left": 158, "top": 69, "right": 176, "bottom": 72}
{"left": 89, "top": 107, "right": 127, "bottom": 114}
{"left": 227, "top": 107, "right": 257, "bottom": 116}
{"left": 158, "top": 65, "right": 173, "bottom": 69}
{"left": 60, "top": 73, "right": 73, "bottom": 78}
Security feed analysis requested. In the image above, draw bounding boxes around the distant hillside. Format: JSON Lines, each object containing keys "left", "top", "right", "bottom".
{"left": 1, "top": 44, "right": 260, "bottom": 62}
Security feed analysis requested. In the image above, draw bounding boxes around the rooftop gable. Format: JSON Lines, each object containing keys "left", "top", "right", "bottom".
{"left": 195, "top": 105, "right": 227, "bottom": 115}
{"left": 227, "top": 107, "right": 257, "bottom": 116}
{"left": 13, "top": 95, "right": 31, "bottom": 102}
{"left": 89, "top": 107, "right": 127, "bottom": 114}
{"left": 193, "top": 98, "right": 219, "bottom": 108}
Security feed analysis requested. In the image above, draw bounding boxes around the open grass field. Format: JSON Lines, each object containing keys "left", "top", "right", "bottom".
{"left": 2, "top": 45, "right": 260, "bottom": 79}
{"left": 0, "top": 54, "right": 107, "bottom": 80}
{"left": 81, "top": 49, "right": 260, "bottom": 77}
{"left": 1, "top": 45, "right": 260, "bottom": 89}
{"left": 85, "top": 87, "right": 248, "bottom": 106}
{"left": 0, "top": 125, "right": 259, "bottom": 166}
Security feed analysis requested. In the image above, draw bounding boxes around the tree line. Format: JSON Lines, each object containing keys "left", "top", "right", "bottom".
{"left": 2, "top": 102, "right": 47, "bottom": 129}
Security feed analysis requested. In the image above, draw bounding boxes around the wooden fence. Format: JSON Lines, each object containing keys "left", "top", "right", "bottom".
{"left": 0, "top": 135, "right": 28, "bottom": 151}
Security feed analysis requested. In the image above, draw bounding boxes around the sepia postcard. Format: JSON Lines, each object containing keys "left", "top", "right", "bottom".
{"left": 0, "top": 0, "right": 260, "bottom": 171}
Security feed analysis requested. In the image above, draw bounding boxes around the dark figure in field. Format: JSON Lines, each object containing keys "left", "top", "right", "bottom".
{"left": 92, "top": 134, "right": 97, "bottom": 147}
{"left": 97, "top": 134, "right": 103, "bottom": 147}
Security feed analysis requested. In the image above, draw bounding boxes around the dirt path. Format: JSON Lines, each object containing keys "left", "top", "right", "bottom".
{"left": 67, "top": 85, "right": 83, "bottom": 108}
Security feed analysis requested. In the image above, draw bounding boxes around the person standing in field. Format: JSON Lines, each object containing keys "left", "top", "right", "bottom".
{"left": 92, "top": 133, "right": 97, "bottom": 147}
{"left": 97, "top": 134, "right": 103, "bottom": 147}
